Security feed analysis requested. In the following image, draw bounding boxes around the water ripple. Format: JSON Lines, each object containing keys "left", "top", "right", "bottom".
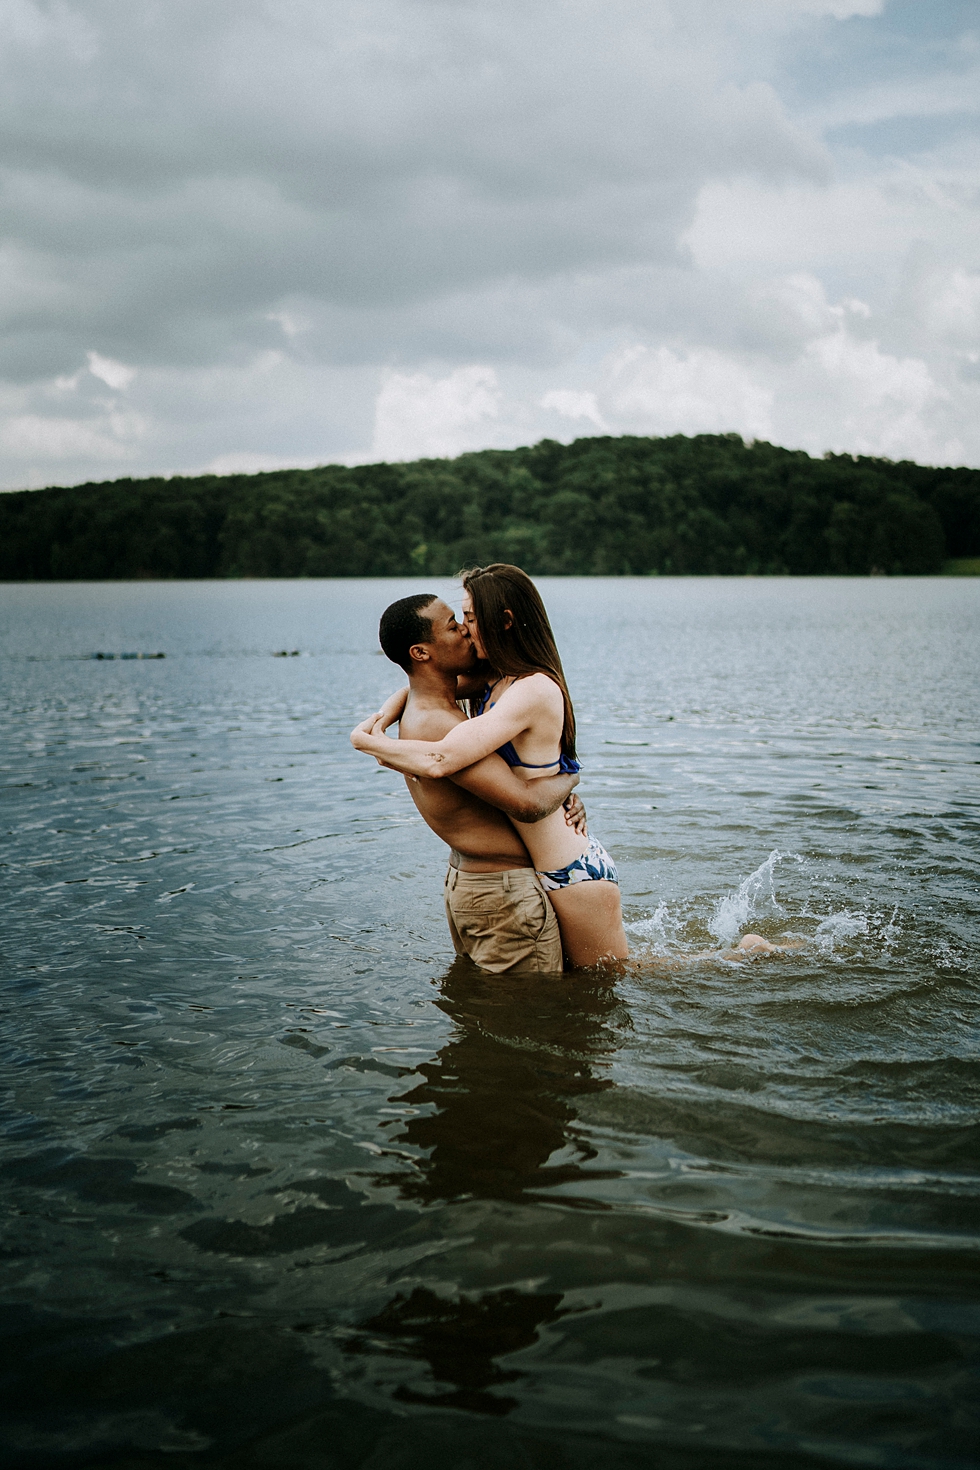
{"left": 1, "top": 578, "right": 978, "bottom": 1468}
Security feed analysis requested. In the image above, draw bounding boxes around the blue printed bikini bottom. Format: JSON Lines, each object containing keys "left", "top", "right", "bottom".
{"left": 537, "top": 834, "right": 619, "bottom": 892}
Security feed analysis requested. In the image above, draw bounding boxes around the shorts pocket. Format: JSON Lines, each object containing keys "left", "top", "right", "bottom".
{"left": 523, "top": 886, "right": 552, "bottom": 939}
{"left": 450, "top": 892, "right": 507, "bottom": 915}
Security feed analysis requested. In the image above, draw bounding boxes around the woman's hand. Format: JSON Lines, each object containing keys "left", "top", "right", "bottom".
{"left": 350, "top": 719, "right": 399, "bottom": 769}
{"left": 350, "top": 717, "right": 378, "bottom": 751}
{"left": 563, "top": 793, "right": 588, "bottom": 835}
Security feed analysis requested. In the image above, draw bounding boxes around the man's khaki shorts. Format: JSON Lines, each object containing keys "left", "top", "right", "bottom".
{"left": 444, "top": 865, "right": 563, "bottom": 974}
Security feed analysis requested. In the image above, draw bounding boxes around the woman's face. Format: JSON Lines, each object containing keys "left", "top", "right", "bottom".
{"left": 461, "top": 591, "right": 487, "bottom": 661}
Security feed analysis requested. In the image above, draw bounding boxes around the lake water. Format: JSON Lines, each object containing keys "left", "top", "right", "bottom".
{"left": 1, "top": 577, "right": 978, "bottom": 1470}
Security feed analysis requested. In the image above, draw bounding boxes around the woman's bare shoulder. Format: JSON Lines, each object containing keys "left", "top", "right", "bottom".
{"left": 505, "top": 671, "right": 564, "bottom": 709}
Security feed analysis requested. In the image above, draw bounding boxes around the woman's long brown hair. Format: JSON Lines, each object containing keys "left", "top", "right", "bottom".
{"left": 459, "top": 564, "right": 576, "bottom": 759}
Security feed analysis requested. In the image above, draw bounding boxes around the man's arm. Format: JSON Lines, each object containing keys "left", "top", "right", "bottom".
{"left": 364, "top": 687, "right": 408, "bottom": 736}
{"left": 564, "top": 792, "right": 587, "bottom": 835}
{"left": 364, "top": 673, "right": 486, "bottom": 738}
{"left": 450, "top": 758, "right": 578, "bottom": 824}
{"left": 455, "top": 665, "right": 492, "bottom": 701}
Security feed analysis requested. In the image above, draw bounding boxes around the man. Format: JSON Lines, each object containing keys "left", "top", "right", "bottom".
{"left": 368, "top": 593, "right": 581, "bottom": 973}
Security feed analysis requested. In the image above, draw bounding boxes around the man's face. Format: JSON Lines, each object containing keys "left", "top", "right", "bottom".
{"left": 414, "top": 599, "right": 476, "bottom": 673}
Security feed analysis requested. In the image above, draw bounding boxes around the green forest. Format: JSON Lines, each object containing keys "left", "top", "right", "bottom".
{"left": 2, "top": 433, "right": 979, "bottom": 579}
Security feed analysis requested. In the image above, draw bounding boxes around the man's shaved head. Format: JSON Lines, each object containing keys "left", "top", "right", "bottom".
{"left": 378, "top": 594, "right": 438, "bottom": 671}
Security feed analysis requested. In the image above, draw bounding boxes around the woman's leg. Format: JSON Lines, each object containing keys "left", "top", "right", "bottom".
{"left": 547, "top": 879, "right": 629, "bottom": 968}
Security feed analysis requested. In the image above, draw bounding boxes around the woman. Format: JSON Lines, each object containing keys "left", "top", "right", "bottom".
{"left": 351, "top": 564, "right": 629, "bottom": 968}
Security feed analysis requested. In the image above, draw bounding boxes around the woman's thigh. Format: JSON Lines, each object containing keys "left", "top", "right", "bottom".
{"left": 547, "top": 880, "right": 628, "bottom": 968}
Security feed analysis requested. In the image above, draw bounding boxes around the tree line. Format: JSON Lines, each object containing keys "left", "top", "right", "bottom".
{"left": 2, "top": 433, "right": 978, "bottom": 580}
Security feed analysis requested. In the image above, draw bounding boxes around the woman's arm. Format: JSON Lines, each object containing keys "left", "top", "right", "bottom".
{"left": 350, "top": 720, "right": 505, "bottom": 777}
{"left": 350, "top": 674, "right": 553, "bottom": 777}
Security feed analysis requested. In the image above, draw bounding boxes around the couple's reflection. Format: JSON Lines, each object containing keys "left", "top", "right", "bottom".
{"left": 387, "top": 957, "right": 624, "bottom": 1205}
{"left": 351, "top": 960, "right": 625, "bottom": 1413}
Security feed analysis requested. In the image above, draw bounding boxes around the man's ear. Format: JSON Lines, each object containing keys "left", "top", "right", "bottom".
{"left": 408, "top": 642, "right": 430, "bottom": 664}
{"left": 502, "top": 607, "right": 514, "bottom": 631}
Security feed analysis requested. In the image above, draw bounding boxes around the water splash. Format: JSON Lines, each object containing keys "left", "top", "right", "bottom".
{"left": 812, "top": 906, "right": 908, "bottom": 959}
{"left": 880, "top": 904, "right": 902, "bottom": 950}
{"left": 710, "top": 850, "right": 796, "bottom": 945}
{"left": 626, "top": 901, "right": 672, "bottom": 953}
{"left": 813, "top": 911, "right": 869, "bottom": 955}
{"left": 931, "top": 938, "right": 971, "bottom": 971}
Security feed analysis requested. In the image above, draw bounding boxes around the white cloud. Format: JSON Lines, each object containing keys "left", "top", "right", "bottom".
{"left": 807, "top": 1, "right": 882, "bottom": 14}
{"left": 683, "top": 145, "right": 980, "bottom": 291}
{"left": 266, "top": 311, "right": 310, "bottom": 340}
{"left": 86, "top": 352, "right": 136, "bottom": 391}
{"left": 203, "top": 451, "right": 320, "bottom": 476}
{"left": 372, "top": 366, "right": 501, "bottom": 461}
{"left": 922, "top": 268, "right": 980, "bottom": 343}
{"left": 603, "top": 344, "right": 774, "bottom": 439}
{"left": 796, "top": 330, "right": 950, "bottom": 461}
{"left": 750, "top": 272, "right": 844, "bottom": 338}
{"left": 806, "top": 331, "right": 937, "bottom": 414}
{"left": 732, "top": 1, "right": 884, "bottom": 15}
{"left": 576, "top": 318, "right": 963, "bottom": 465}
{"left": 0, "top": 413, "right": 140, "bottom": 461}
{"left": 540, "top": 390, "right": 607, "bottom": 430}
{"left": 355, "top": 297, "right": 970, "bottom": 468}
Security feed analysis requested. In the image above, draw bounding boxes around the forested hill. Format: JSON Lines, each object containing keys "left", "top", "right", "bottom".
{"left": 2, "top": 433, "right": 979, "bottom": 580}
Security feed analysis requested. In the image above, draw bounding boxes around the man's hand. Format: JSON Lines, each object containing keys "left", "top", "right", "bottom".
{"left": 564, "top": 792, "right": 587, "bottom": 836}
{"left": 375, "top": 687, "right": 409, "bottom": 731}
{"left": 455, "top": 665, "right": 492, "bottom": 701}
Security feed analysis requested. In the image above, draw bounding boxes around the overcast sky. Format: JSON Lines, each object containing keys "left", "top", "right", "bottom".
{"left": 1, "top": 0, "right": 978, "bottom": 490}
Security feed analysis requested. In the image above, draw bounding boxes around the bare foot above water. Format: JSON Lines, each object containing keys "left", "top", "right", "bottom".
{"left": 733, "top": 933, "right": 805, "bottom": 954}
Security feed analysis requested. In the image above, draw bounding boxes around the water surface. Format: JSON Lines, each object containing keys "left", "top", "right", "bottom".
{"left": 1, "top": 577, "right": 978, "bottom": 1469}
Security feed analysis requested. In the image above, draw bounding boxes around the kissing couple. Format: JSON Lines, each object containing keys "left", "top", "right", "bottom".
{"left": 351, "top": 563, "right": 782, "bottom": 973}
{"left": 350, "top": 563, "right": 629, "bottom": 973}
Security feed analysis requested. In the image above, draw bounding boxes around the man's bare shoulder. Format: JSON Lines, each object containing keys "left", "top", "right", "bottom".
{"left": 399, "top": 701, "right": 466, "bottom": 742}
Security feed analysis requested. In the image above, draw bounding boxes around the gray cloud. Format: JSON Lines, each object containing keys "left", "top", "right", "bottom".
{"left": 1, "top": 0, "right": 977, "bottom": 486}
{"left": 0, "top": 1, "right": 826, "bottom": 369}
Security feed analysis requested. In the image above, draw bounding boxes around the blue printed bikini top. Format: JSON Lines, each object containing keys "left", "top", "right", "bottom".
{"left": 473, "top": 682, "right": 581, "bottom": 775}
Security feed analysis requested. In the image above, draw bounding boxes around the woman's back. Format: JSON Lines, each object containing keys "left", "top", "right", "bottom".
{"left": 473, "top": 672, "right": 578, "bottom": 774}
{"left": 475, "top": 673, "right": 590, "bottom": 872}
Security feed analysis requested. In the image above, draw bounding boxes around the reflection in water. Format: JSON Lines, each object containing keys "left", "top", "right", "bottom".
{"left": 351, "top": 962, "right": 624, "bottom": 1412}
{"left": 353, "top": 1286, "right": 569, "bottom": 1416}
{"left": 389, "top": 959, "right": 624, "bottom": 1205}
